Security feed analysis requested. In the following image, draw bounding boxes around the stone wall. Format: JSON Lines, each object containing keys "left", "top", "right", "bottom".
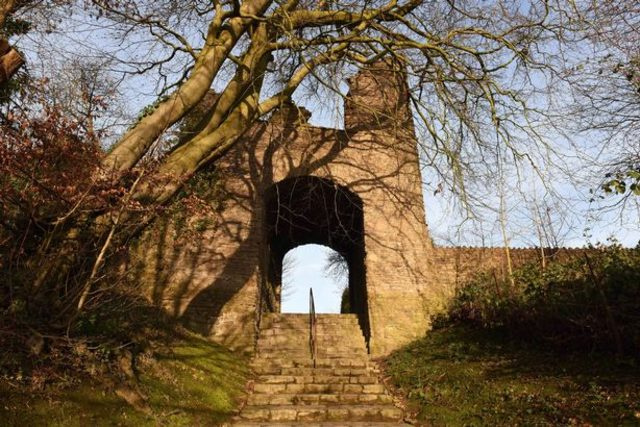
{"left": 430, "top": 246, "right": 588, "bottom": 290}
{"left": 124, "top": 59, "right": 591, "bottom": 357}
{"left": 127, "top": 59, "right": 443, "bottom": 356}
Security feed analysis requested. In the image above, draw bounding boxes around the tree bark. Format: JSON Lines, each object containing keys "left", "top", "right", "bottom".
{"left": 101, "top": 0, "right": 273, "bottom": 174}
{"left": 0, "top": 0, "right": 18, "bottom": 28}
{"left": 0, "top": 38, "right": 23, "bottom": 86}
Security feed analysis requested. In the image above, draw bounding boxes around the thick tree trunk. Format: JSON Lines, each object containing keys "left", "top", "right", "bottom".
{"left": 102, "top": 0, "right": 273, "bottom": 174}
{"left": 0, "top": 39, "right": 23, "bottom": 86}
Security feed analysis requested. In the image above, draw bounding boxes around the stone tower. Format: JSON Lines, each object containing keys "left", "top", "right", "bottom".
{"left": 129, "top": 60, "right": 442, "bottom": 356}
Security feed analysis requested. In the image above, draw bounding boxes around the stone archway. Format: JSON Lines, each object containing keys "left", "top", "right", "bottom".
{"left": 129, "top": 60, "right": 441, "bottom": 356}
{"left": 263, "top": 176, "right": 371, "bottom": 347}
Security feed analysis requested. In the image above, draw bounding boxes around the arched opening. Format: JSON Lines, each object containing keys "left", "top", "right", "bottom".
{"left": 281, "top": 244, "right": 349, "bottom": 314}
{"left": 262, "top": 176, "right": 370, "bottom": 346}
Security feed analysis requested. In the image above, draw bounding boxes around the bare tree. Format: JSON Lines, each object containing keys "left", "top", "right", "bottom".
{"left": 280, "top": 252, "right": 298, "bottom": 306}
{"left": 561, "top": 1, "right": 640, "bottom": 199}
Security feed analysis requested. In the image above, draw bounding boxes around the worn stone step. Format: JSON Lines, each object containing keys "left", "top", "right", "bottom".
{"left": 259, "top": 328, "right": 361, "bottom": 334}
{"left": 259, "top": 326, "right": 361, "bottom": 332}
{"left": 233, "top": 422, "right": 407, "bottom": 426}
{"left": 257, "top": 338, "right": 366, "bottom": 346}
{"left": 251, "top": 357, "right": 371, "bottom": 369}
{"left": 256, "top": 341, "right": 366, "bottom": 351}
{"left": 252, "top": 365, "right": 375, "bottom": 376}
{"left": 258, "top": 333, "right": 365, "bottom": 340}
{"left": 263, "top": 316, "right": 359, "bottom": 321}
{"left": 258, "top": 335, "right": 366, "bottom": 345}
{"left": 261, "top": 318, "right": 360, "bottom": 328}
{"left": 256, "top": 345, "right": 366, "bottom": 354}
{"left": 259, "top": 329, "right": 366, "bottom": 339}
{"left": 256, "top": 348, "right": 368, "bottom": 356}
{"left": 257, "top": 333, "right": 366, "bottom": 342}
{"left": 263, "top": 313, "right": 359, "bottom": 320}
{"left": 247, "top": 392, "right": 393, "bottom": 406}
{"left": 252, "top": 382, "right": 386, "bottom": 394}
{"left": 257, "top": 374, "right": 379, "bottom": 384}
{"left": 261, "top": 326, "right": 363, "bottom": 332}
{"left": 236, "top": 311, "right": 402, "bottom": 425}
{"left": 261, "top": 328, "right": 362, "bottom": 335}
{"left": 257, "top": 341, "right": 365, "bottom": 348}
{"left": 280, "top": 367, "right": 375, "bottom": 376}
{"left": 262, "top": 317, "right": 359, "bottom": 323}
{"left": 260, "top": 319, "right": 360, "bottom": 326}
{"left": 256, "top": 351, "right": 368, "bottom": 359}
{"left": 237, "top": 404, "right": 403, "bottom": 422}
{"left": 255, "top": 354, "right": 369, "bottom": 362}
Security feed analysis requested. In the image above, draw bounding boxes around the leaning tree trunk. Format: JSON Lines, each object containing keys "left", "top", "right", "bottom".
{"left": 0, "top": 39, "right": 22, "bottom": 86}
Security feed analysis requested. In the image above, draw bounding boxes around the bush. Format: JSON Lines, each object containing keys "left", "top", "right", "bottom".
{"left": 441, "top": 244, "right": 640, "bottom": 356}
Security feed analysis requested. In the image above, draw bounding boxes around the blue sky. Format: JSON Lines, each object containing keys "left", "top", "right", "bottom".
{"left": 281, "top": 244, "right": 346, "bottom": 314}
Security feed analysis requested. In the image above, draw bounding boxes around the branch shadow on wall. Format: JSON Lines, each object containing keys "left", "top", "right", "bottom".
{"left": 130, "top": 81, "right": 437, "bottom": 351}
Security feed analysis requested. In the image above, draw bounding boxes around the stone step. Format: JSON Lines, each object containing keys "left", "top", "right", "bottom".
{"left": 258, "top": 328, "right": 362, "bottom": 334}
{"left": 263, "top": 316, "right": 359, "bottom": 322}
{"left": 257, "top": 337, "right": 365, "bottom": 344}
{"left": 257, "top": 337, "right": 366, "bottom": 351}
{"left": 261, "top": 317, "right": 360, "bottom": 328}
{"left": 236, "top": 312, "right": 402, "bottom": 425}
{"left": 257, "top": 374, "right": 379, "bottom": 385}
{"left": 262, "top": 316, "right": 359, "bottom": 322}
{"left": 256, "top": 345, "right": 366, "bottom": 354}
{"left": 233, "top": 422, "right": 407, "bottom": 426}
{"left": 256, "top": 340, "right": 366, "bottom": 350}
{"left": 263, "top": 313, "right": 359, "bottom": 320}
{"left": 252, "top": 366, "right": 375, "bottom": 376}
{"left": 257, "top": 349, "right": 368, "bottom": 366}
{"left": 237, "top": 404, "right": 403, "bottom": 422}
{"left": 261, "top": 323, "right": 360, "bottom": 329}
{"left": 252, "top": 382, "right": 386, "bottom": 394}
{"left": 258, "top": 331, "right": 365, "bottom": 344}
{"left": 260, "top": 351, "right": 368, "bottom": 356}
{"left": 261, "top": 327, "right": 361, "bottom": 332}
{"left": 258, "top": 341, "right": 368, "bottom": 357}
{"left": 261, "top": 325, "right": 362, "bottom": 334}
{"left": 247, "top": 392, "right": 393, "bottom": 406}
{"left": 251, "top": 357, "right": 371, "bottom": 369}
{"left": 258, "top": 329, "right": 366, "bottom": 338}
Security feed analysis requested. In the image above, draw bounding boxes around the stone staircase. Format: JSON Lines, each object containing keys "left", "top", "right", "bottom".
{"left": 233, "top": 313, "right": 405, "bottom": 426}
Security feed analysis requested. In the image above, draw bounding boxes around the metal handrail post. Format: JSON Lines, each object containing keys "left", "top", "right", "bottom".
{"left": 309, "top": 288, "right": 317, "bottom": 368}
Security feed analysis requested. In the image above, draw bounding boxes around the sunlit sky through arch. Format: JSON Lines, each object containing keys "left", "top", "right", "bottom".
{"left": 281, "top": 244, "right": 347, "bottom": 314}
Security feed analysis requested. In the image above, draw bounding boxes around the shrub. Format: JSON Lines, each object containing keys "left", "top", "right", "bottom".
{"left": 442, "top": 244, "right": 640, "bottom": 356}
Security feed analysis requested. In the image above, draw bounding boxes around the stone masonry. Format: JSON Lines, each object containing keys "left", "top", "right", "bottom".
{"left": 127, "top": 59, "right": 443, "bottom": 357}
{"left": 233, "top": 313, "right": 404, "bottom": 425}
{"left": 125, "top": 59, "right": 573, "bottom": 357}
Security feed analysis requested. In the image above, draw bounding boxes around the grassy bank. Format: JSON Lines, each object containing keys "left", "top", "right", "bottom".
{"left": 0, "top": 331, "right": 249, "bottom": 426}
{"left": 385, "top": 326, "right": 640, "bottom": 426}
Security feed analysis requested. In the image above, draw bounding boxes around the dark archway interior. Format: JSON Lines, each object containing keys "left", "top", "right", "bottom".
{"left": 263, "top": 176, "right": 370, "bottom": 347}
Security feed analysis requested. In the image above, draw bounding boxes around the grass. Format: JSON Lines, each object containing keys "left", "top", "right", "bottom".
{"left": 0, "top": 331, "right": 250, "bottom": 426}
{"left": 385, "top": 325, "right": 640, "bottom": 426}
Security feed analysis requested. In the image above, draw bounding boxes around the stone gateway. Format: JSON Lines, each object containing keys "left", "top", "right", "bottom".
{"left": 128, "top": 60, "right": 479, "bottom": 356}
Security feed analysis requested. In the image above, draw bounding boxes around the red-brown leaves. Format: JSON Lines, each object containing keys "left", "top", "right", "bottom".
{"left": 0, "top": 106, "right": 104, "bottom": 223}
